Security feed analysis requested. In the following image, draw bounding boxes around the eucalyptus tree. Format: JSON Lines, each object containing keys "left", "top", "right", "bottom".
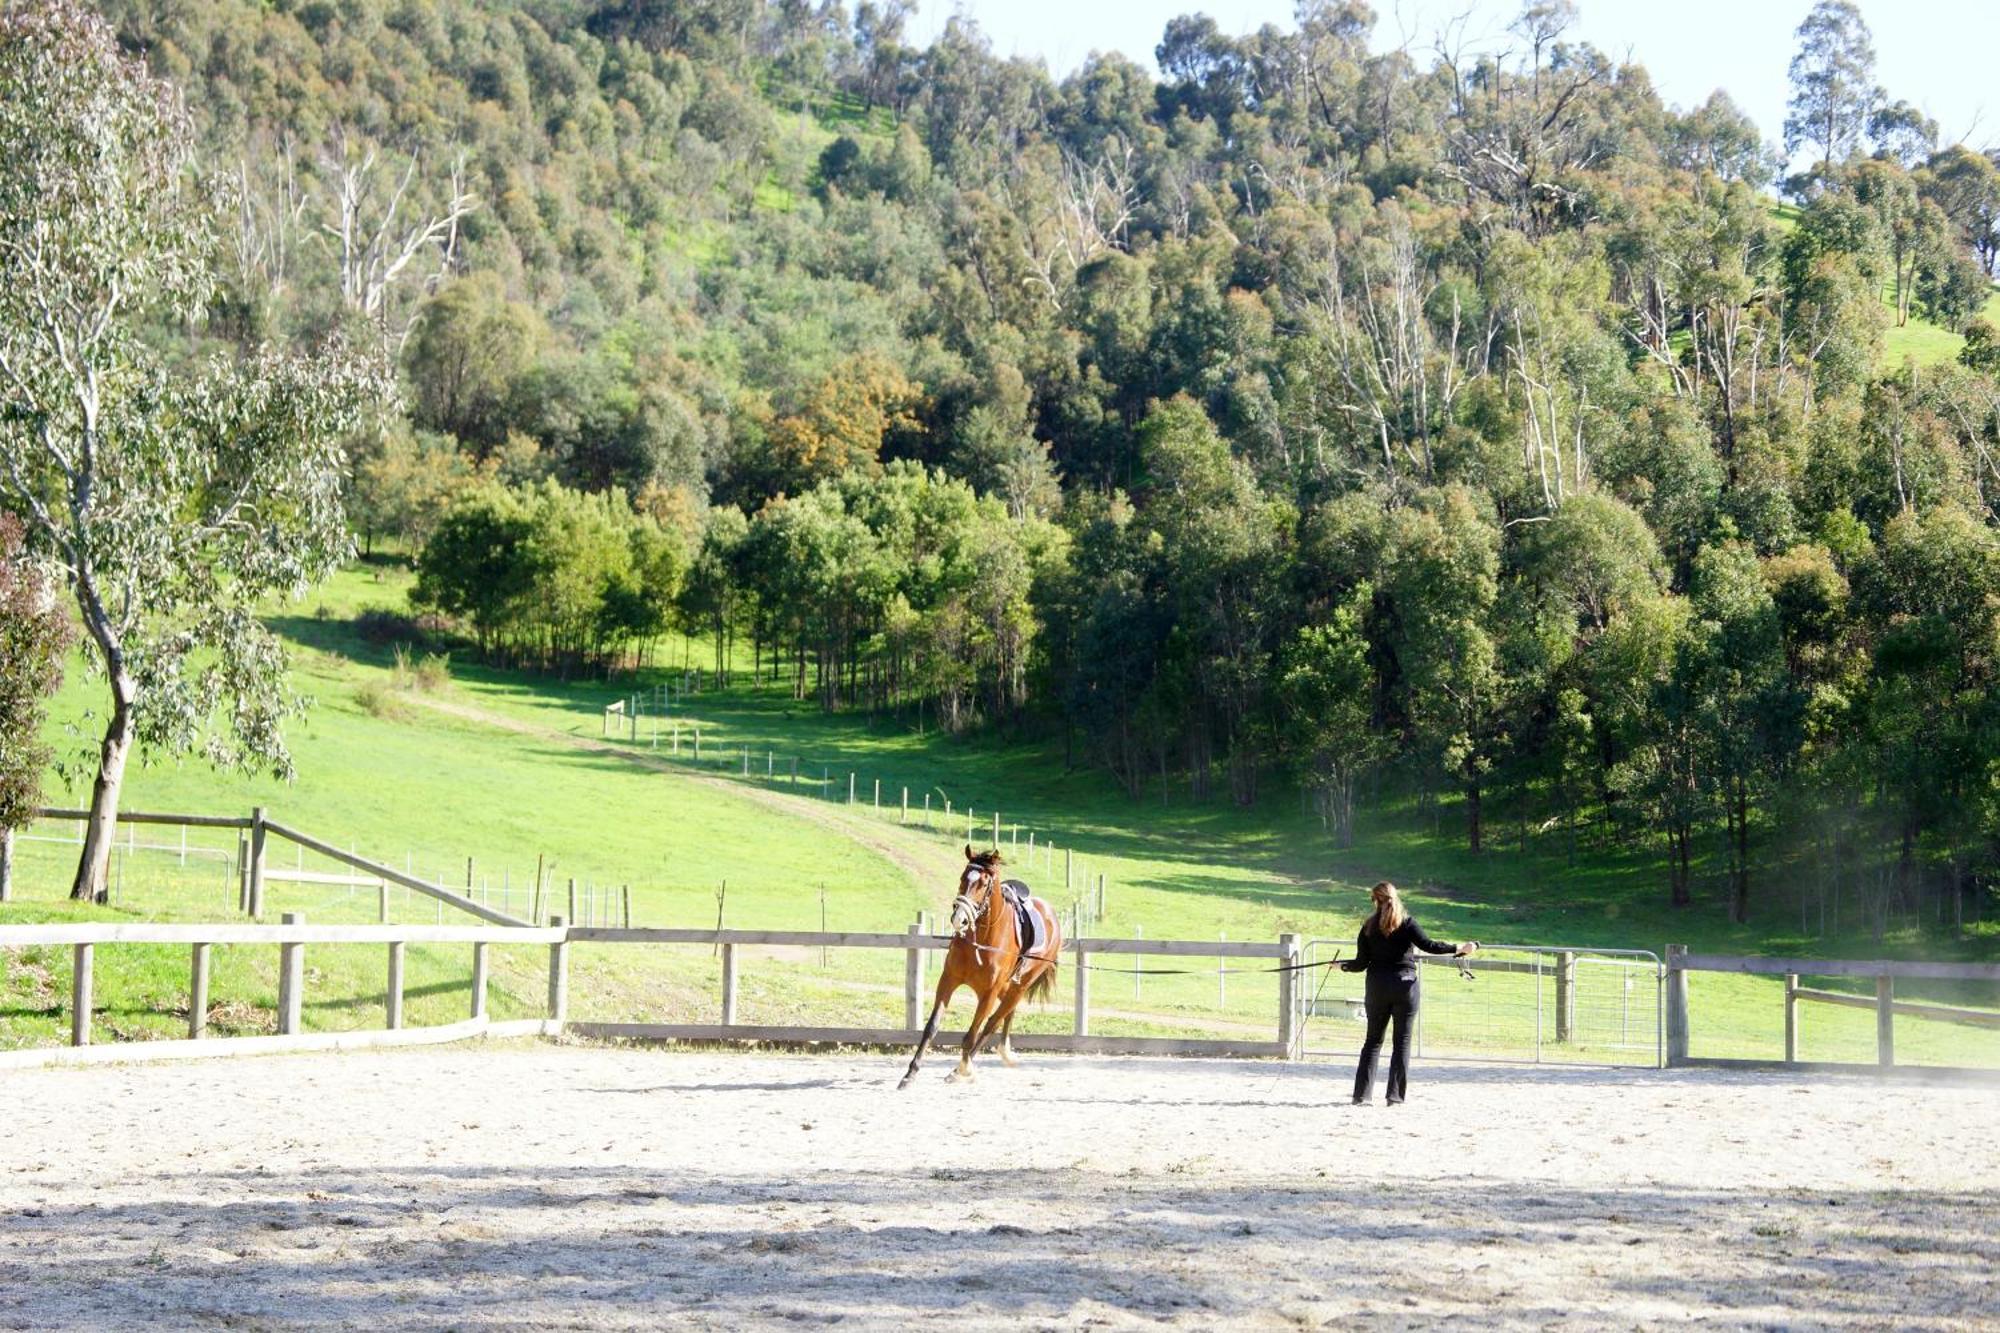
{"left": 0, "top": 3, "right": 386, "bottom": 900}
{"left": 1783, "top": 0, "right": 1879, "bottom": 183}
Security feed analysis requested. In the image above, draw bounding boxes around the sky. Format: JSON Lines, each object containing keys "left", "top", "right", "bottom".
{"left": 910, "top": 0, "right": 2000, "bottom": 154}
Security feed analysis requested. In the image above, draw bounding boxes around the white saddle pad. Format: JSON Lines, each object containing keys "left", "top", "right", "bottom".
{"left": 1002, "top": 881, "right": 1051, "bottom": 958}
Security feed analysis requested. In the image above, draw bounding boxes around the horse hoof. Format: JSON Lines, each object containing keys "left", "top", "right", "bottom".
{"left": 947, "top": 1068, "right": 973, "bottom": 1084}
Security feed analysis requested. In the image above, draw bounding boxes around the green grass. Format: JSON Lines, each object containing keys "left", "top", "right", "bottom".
{"left": 8, "top": 555, "right": 1997, "bottom": 1067}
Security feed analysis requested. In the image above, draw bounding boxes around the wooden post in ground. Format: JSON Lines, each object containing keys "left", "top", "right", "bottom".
{"left": 1555, "top": 950, "right": 1576, "bottom": 1043}
{"left": 387, "top": 941, "right": 406, "bottom": 1030}
{"left": 237, "top": 835, "right": 249, "bottom": 914}
{"left": 471, "top": 942, "right": 490, "bottom": 1020}
{"left": 721, "top": 942, "right": 738, "bottom": 1026}
{"left": 0, "top": 826, "right": 13, "bottom": 902}
{"left": 1784, "top": 972, "right": 1800, "bottom": 1063}
{"left": 1877, "top": 974, "right": 1895, "bottom": 1067}
{"left": 904, "top": 919, "right": 924, "bottom": 1031}
{"left": 70, "top": 943, "right": 92, "bottom": 1046}
{"left": 622, "top": 885, "right": 631, "bottom": 928}
{"left": 874, "top": 778, "right": 880, "bottom": 809}
{"left": 1278, "top": 933, "right": 1301, "bottom": 1059}
{"left": 848, "top": 772, "right": 856, "bottom": 804}
{"left": 546, "top": 915, "right": 569, "bottom": 1025}
{"left": 1665, "top": 945, "right": 1689, "bottom": 1066}
{"left": 901, "top": 787, "right": 908, "bottom": 823}
{"left": 277, "top": 912, "right": 304, "bottom": 1036}
{"left": 1073, "top": 938, "right": 1090, "bottom": 1036}
{"left": 188, "top": 943, "right": 211, "bottom": 1039}
{"left": 567, "top": 878, "right": 577, "bottom": 924}
{"left": 248, "top": 806, "right": 268, "bottom": 919}
{"left": 992, "top": 811, "right": 1000, "bottom": 846}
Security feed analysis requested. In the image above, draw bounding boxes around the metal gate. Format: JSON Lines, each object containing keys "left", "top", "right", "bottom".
{"left": 1295, "top": 941, "right": 1664, "bottom": 1068}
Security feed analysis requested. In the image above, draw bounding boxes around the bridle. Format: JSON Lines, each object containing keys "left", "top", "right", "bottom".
{"left": 950, "top": 860, "right": 996, "bottom": 937}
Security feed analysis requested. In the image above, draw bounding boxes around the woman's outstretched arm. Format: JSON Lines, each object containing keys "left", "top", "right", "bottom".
{"left": 1409, "top": 919, "right": 1472, "bottom": 956}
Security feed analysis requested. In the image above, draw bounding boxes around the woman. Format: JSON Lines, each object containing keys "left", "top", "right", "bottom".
{"left": 1340, "top": 881, "right": 1476, "bottom": 1106}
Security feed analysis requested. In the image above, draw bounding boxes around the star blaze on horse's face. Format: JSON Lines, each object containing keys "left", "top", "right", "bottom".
{"left": 951, "top": 850, "right": 992, "bottom": 937}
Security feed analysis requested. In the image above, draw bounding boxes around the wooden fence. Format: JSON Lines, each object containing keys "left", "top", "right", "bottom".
{"left": 0, "top": 916, "right": 1303, "bottom": 1067}
{"left": 0, "top": 914, "right": 571, "bottom": 1070}
{"left": 1665, "top": 946, "right": 2000, "bottom": 1077}
{"left": 17, "top": 807, "right": 531, "bottom": 926}
{"left": 565, "top": 926, "right": 1304, "bottom": 1058}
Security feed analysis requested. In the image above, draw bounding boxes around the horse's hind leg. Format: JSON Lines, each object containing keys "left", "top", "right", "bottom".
{"left": 977, "top": 989, "right": 1030, "bottom": 1067}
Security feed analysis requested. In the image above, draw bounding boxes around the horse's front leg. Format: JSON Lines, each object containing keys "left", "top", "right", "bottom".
{"left": 950, "top": 987, "right": 1000, "bottom": 1083}
{"left": 899, "top": 976, "right": 955, "bottom": 1090}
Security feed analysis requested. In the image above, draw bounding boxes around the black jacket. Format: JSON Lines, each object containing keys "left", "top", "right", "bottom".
{"left": 1340, "top": 916, "right": 1459, "bottom": 982}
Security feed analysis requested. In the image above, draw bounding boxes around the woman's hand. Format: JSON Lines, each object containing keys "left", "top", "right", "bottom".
{"left": 1458, "top": 941, "right": 1479, "bottom": 956}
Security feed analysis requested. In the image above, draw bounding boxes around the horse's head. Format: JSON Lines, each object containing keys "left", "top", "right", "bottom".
{"left": 950, "top": 846, "right": 1002, "bottom": 937}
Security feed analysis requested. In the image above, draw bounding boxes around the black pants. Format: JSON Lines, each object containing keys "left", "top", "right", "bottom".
{"left": 1352, "top": 975, "right": 1417, "bottom": 1104}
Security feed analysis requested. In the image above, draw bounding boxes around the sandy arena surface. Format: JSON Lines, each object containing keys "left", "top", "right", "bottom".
{"left": 2, "top": 1042, "right": 1997, "bottom": 1330}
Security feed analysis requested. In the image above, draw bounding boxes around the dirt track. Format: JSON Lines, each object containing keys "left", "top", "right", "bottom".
{"left": 4, "top": 1044, "right": 1996, "bottom": 1329}
{"left": 415, "top": 694, "right": 955, "bottom": 889}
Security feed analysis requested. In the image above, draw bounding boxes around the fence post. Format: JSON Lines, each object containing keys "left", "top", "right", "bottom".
{"left": 1278, "top": 933, "right": 1300, "bottom": 1059}
{"left": 277, "top": 912, "right": 304, "bottom": 1036}
{"left": 70, "top": 942, "right": 93, "bottom": 1046}
{"left": 1065, "top": 848, "right": 1073, "bottom": 894}
{"left": 721, "top": 942, "right": 738, "bottom": 1026}
{"left": 567, "top": 878, "right": 577, "bottom": 924}
{"left": 1876, "top": 974, "right": 1894, "bottom": 1067}
{"left": 1556, "top": 950, "right": 1575, "bottom": 1044}
{"left": 387, "top": 941, "right": 406, "bottom": 1030}
{"left": 248, "top": 806, "right": 268, "bottom": 919}
{"left": 905, "top": 919, "right": 923, "bottom": 1031}
{"left": 992, "top": 811, "right": 1000, "bottom": 846}
{"left": 0, "top": 825, "right": 13, "bottom": 902}
{"left": 848, "top": 773, "right": 856, "bottom": 805}
{"left": 237, "top": 835, "right": 248, "bottom": 914}
{"left": 622, "top": 885, "right": 631, "bottom": 929}
{"left": 1664, "top": 945, "right": 1689, "bottom": 1066}
{"left": 471, "top": 942, "right": 490, "bottom": 1020}
{"left": 1073, "top": 938, "right": 1090, "bottom": 1036}
{"left": 1784, "top": 972, "right": 1799, "bottom": 1063}
{"left": 901, "top": 787, "right": 908, "bottom": 823}
{"left": 188, "top": 942, "right": 211, "bottom": 1039}
{"left": 546, "top": 915, "right": 569, "bottom": 1025}
{"left": 874, "top": 778, "right": 880, "bottom": 810}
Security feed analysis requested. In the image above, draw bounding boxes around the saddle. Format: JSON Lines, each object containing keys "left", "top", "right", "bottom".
{"left": 1001, "top": 879, "right": 1044, "bottom": 983}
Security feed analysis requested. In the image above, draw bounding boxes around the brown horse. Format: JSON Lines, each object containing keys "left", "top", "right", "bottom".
{"left": 898, "top": 847, "right": 1062, "bottom": 1088}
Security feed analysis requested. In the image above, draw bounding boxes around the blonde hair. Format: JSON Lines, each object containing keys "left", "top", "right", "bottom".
{"left": 1369, "top": 881, "right": 1407, "bottom": 935}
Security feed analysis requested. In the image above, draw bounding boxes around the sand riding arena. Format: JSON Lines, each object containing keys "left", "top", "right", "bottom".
{"left": 2, "top": 1043, "right": 1996, "bottom": 1329}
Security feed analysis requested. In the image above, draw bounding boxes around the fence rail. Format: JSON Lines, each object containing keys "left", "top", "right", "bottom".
{"left": 1666, "top": 945, "right": 2000, "bottom": 1076}
{"left": 1298, "top": 942, "right": 1663, "bottom": 1068}
{"left": 0, "top": 917, "right": 1304, "bottom": 1065}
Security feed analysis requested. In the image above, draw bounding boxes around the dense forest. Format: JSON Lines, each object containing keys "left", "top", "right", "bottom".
{"left": 93, "top": 0, "right": 2000, "bottom": 932}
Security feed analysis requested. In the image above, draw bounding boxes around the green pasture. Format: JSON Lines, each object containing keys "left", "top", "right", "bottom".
{"left": 6, "top": 557, "right": 1998, "bottom": 1066}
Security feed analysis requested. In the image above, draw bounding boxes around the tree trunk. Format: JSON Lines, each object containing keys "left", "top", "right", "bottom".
{"left": 1465, "top": 778, "right": 1482, "bottom": 854}
{"left": 71, "top": 674, "right": 136, "bottom": 902}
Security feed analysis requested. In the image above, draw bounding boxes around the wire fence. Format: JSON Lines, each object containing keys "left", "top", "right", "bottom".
{"left": 1296, "top": 942, "right": 1664, "bottom": 1068}
{"left": 598, "top": 678, "right": 1119, "bottom": 935}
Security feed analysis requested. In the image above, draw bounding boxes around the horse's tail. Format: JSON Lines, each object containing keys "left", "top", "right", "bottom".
{"left": 1024, "top": 961, "right": 1057, "bottom": 1005}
